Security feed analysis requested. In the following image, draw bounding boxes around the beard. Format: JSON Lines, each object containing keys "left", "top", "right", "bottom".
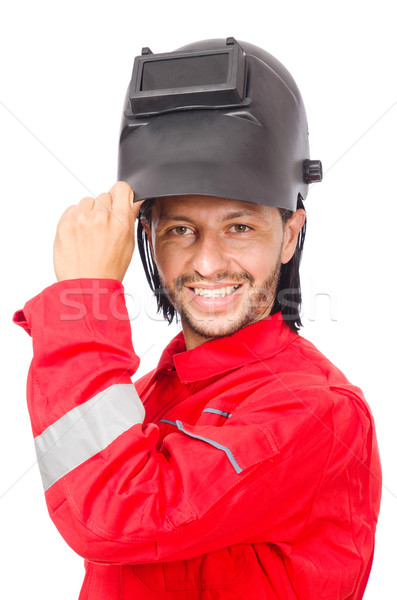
{"left": 160, "top": 258, "right": 282, "bottom": 342}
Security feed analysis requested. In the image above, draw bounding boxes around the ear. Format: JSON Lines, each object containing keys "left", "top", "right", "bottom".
{"left": 280, "top": 208, "right": 306, "bottom": 264}
{"left": 141, "top": 218, "right": 154, "bottom": 254}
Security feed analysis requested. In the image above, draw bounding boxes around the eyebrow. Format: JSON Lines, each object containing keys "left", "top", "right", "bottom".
{"left": 158, "top": 215, "right": 194, "bottom": 222}
{"left": 158, "top": 209, "right": 263, "bottom": 223}
{"left": 222, "top": 210, "right": 262, "bottom": 221}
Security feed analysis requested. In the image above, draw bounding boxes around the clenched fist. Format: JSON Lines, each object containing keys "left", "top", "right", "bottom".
{"left": 53, "top": 181, "right": 143, "bottom": 282}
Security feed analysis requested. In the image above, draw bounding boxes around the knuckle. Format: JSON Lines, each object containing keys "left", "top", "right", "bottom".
{"left": 75, "top": 210, "right": 89, "bottom": 225}
{"left": 79, "top": 196, "right": 94, "bottom": 206}
{"left": 61, "top": 204, "right": 77, "bottom": 217}
{"left": 58, "top": 206, "right": 76, "bottom": 226}
{"left": 92, "top": 209, "right": 109, "bottom": 224}
{"left": 96, "top": 192, "right": 111, "bottom": 205}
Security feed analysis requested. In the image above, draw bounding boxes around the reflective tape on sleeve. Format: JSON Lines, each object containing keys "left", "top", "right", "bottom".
{"left": 202, "top": 408, "right": 232, "bottom": 418}
{"left": 175, "top": 420, "right": 242, "bottom": 474}
{"left": 159, "top": 419, "right": 242, "bottom": 474}
{"left": 34, "top": 383, "right": 145, "bottom": 491}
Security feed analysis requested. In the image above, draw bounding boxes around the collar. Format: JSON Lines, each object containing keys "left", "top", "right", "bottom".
{"left": 155, "top": 312, "right": 296, "bottom": 383}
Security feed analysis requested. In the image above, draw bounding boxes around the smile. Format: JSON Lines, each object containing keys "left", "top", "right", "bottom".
{"left": 193, "top": 285, "right": 240, "bottom": 298}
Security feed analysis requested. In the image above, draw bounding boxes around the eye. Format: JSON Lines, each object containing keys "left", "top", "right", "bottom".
{"left": 230, "top": 224, "right": 252, "bottom": 233}
{"left": 171, "top": 225, "right": 192, "bottom": 235}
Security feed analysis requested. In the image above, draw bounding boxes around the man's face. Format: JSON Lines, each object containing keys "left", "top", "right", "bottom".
{"left": 144, "top": 195, "right": 305, "bottom": 350}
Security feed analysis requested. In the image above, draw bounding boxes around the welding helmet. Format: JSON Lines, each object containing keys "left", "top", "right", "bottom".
{"left": 118, "top": 37, "right": 322, "bottom": 211}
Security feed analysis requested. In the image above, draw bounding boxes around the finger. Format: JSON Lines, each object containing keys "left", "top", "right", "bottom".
{"left": 58, "top": 203, "right": 78, "bottom": 221}
{"left": 109, "top": 181, "right": 133, "bottom": 214}
{"left": 131, "top": 198, "right": 145, "bottom": 221}
{"left": 127, "top": 190, "right": 147, "bottom": 221}
{"left": 94, "top": 192, "right": 113, "bottom": 214}
{"left": 77, "top": 196, "right": 95, "bottom": 211}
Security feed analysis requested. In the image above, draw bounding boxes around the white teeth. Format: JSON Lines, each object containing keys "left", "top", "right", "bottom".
{"left": 194, "top": 284, "right": 239, "bottom": 298}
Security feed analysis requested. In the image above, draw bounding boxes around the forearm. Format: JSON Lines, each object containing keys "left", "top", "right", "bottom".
{"left": 14, "top": 279, "right": 139, "bottom": 435}
{"left": 14, "top": 279, "right": 197, "bottom": 562}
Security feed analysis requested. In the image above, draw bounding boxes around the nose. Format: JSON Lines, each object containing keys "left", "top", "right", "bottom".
{"left": 189, "top": 231, "right": 231, "bottom": 279}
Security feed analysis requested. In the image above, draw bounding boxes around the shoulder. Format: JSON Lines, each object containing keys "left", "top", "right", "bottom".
{"left": 283, "top": 333, "right": 374, "bottom": 429}
{"left": 231, "top": 332, "right": 374, "bottom": 458}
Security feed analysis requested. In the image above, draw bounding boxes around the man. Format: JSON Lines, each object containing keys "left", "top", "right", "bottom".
{"left": 14, "top": 39, "right": 381, "bottom": 599}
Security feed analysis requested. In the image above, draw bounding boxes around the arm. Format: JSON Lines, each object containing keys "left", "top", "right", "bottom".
{"left": 14, "top": 278, "right": 334, "bottom": 561}
{"left": 14, "top": 277, "right": 376, "bottom": 572}
{"left": 14, "top": 183, "right": 380, "bottom": 584}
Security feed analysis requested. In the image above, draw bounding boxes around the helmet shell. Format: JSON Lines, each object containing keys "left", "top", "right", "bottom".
{"left": 118, "top": 39, "right": 314, "bottom": 211}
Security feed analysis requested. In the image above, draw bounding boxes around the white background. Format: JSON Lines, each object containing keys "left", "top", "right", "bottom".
{"left": 1, "top": 1, "right": 396, "bottom": 597}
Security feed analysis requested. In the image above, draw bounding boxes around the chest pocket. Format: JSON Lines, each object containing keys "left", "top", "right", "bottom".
{"left": 128, "top": 544, "right": 258, "bottom": 592}
{"left": 161, "top": 419, "right": 279, "bottom": 476}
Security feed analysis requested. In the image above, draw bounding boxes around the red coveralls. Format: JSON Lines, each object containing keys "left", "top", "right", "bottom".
{"left": 13, "top": 279, "right": 381, "bottom": 599}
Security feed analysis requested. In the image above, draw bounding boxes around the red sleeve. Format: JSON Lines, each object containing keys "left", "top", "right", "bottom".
{"left": 13, "top": 279, "right": 379, "bottom": 587}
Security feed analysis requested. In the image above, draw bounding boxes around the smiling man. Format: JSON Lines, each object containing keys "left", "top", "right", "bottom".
{"left": 140, "top": 195, "right": 305, "bottom": 348}
{"left": 14, "top": 39, "right": 381, "bottom": 599}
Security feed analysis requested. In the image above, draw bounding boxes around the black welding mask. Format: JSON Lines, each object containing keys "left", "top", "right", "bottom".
{"left": 117, "top": 37, "right": 322, "bottom": 211}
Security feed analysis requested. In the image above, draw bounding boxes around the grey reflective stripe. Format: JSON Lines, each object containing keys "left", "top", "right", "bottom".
{"left": 35, "top": 384, "right": 145, "bottom": 492}
{"left": 175, "top": 420, "right": 242, "bottom": 474}
{"left": 202, "top": 408, "right": 232, "bottom": 418}
{"left": 160, "top": 419, "right": 177, "bottom": 426}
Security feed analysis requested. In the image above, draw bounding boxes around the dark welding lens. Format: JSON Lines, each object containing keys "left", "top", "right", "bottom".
{"left": 141, "top": 54, "right": 230, "bottom": 91}
{"left": 127, "top": 40, "right": 247, "bottom": 116}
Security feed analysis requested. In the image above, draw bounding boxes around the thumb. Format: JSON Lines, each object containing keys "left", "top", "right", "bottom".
{"left": 131, "top": 197, "right": 145, "bottom": 221}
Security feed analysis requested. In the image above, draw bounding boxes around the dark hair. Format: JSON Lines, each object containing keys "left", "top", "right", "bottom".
{"left": 137, "top": 195, "right": 306, "bottom": 334}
